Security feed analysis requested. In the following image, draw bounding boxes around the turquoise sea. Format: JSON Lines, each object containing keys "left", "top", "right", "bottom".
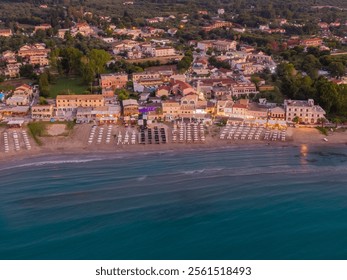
{"left": 1, "top": 145, "right": 347, "bottom": 260}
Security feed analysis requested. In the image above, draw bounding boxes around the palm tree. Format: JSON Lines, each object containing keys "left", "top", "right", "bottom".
{"left": 332, "top": 117, "right": 341, "bottom": 128}
{"left": 317, "top": 117, "right": 326, "bottom": 128}
{"left": 292, "top": 116, "right": 300, "bottom": 125}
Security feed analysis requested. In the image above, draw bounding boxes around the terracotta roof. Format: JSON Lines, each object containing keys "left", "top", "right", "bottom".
{"left": 16, "top": 84, "right": 32, "bottom": 90}
{"left": 158, "top": 85, "right": 170, "bottom": 91}
{"left": 56, "top": 95, "right": 104, "bottom": 100}
{"left": 233, "top": 104, "right": 248, "bottom": 109}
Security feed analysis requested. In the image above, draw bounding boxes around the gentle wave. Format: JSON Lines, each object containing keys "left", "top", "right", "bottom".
{"left": 0, "top": 156, "right": 125, "bottom": 171}
{"left": 2, "top": 145, "right": 347, "bottom": 259}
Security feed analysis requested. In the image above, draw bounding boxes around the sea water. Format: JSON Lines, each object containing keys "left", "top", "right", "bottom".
{"left": 1, "top": 145, "right": 347, "bottom": 260}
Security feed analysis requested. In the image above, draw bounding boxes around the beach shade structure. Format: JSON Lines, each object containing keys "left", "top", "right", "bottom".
{"left": 13, "top": 132, "right": 21, "bottom": 151}
{"left": 97, "top": 128, "right": 104, "bottom": 144}
{"left": 88, "top": 126, "right": 97, "bottom": 144}
{"left": 131, "top": 130, "right": 136, "bottom": 139}
{"left": 3, "top": 132, "right": 10, "bottom": 152}
{"left": 106, "top": 125, "right": 113, "bottom": 144}
{"left": 131, "top": 131, "right": 136, "bottom": 145}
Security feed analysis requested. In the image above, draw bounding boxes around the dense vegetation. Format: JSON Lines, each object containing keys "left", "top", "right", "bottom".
{"left": 1, "top": 0, "right": 347, "bottom": 121}
{"left": 1, "top": 0, "right": 346, "bottom": 29}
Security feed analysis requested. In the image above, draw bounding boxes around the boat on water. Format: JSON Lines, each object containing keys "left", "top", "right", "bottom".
{"left": 323, "top": 138, "right": 328, "bottom": 142}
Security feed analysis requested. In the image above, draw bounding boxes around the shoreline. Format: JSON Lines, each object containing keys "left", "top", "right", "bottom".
{"left": 1, "top": 139, "right": 346, "bottom": 167}
{"left": 1, "top": 125, "right": 347, "bottom": 166}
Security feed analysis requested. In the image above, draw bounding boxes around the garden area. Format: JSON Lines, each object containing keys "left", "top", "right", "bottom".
{"left": 47, "top": 77, "right": 88, "bottom": 98}
{"left": 0, "top": 78, "right": 35, "bottom": 92}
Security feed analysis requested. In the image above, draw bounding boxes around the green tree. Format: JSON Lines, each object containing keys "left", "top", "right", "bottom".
{"left": 80, "top": 56, "right": 95, "bottom": 84}
{"left": 276, "top": 62, "right": 296, "bottom": 78}
{"left": 315, "top": 77, "right": 339, "bottom": 114}
{"left": 116, "top": 89, "right": 130, "bottom": 101}
{"left": 332, "top": 117, "right": 341, "bottom": 128}
{"left": 301, "top": 54, "right": 321, "bottom": 79}
{"left": 317, "top": 117, "right": 327, "bottom": 127}
{"left": 329, "top": 62, "right": 345, "bottom": 79}
{"left": 39, "top": 96, "right": 48, "bottom": 105}
{"left": 60, "top": 47, "right": 83, "bottom": 75}
{"left": 292, "top": 116, "right": 300, "bottom": 124}
{"left": 79, "top": 49, "right": 111, "bottom": 84}
{"left": 19, "top": 64, "right": 36, "bottom": 79}
{"left": 87, "top": 49, "right": 111, "bottom": 75}
{"left": 39, "top": 72, "right": 49, "bottom": 98}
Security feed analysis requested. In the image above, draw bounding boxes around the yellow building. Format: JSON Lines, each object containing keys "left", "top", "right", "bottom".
{"left": 56, "top": 95, "right": 105, "bottom": 110}
{"left": 29, "top": 55, "right": 49, "bottom": 66}
{"left": 162, "top": 100, "right": 180, "bottom": 120}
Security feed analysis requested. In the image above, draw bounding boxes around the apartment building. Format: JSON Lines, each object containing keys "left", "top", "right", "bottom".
{"left": 31, "top": 105, "right": 54, "bottom": 120}
{"left": 56, "top": 95, "right": 105, "bottom": 111}
{"left": 151, "top": 47, "right": 176, "bottom": 57}
{"left": 6, "top": 95, "right": 29, "bottom": 106}
{"left": 18, "top": 44, "right": 50, "bottom": 58}
{"left": 202, "top": 21, "right": 232, "bottom": 32}
{"left": 231, "top": 83, "right": 258, "bottom": 97}
{"left": 213, "top": 40, "right": 237, "bottom": 52}
{"left": 13, "top": 84, "right": 33, "bottom": 99}
{"left": 100, "top": 73, "right": 128, "bottom": 90}
{"left": 34, "top": 24, "right": 52, "bottom": 32}
{"left": 0, "top": 29, "right": 12, "bottom": 37}
{"left": 162, "top": 100, "right": 181, "bottom": 120}
{"left": 300, "top": 38, "right": 323, "bottom": 47}
{"left": 57, "top": 29, "right": 70, "bottom": 39}
{"left": 71, "top": 22, "right": 94, "bottom": 37}
{"left": 29, "top": 55, "right": 49, "bottom": 66}
{"left": 122, "top": 99, "right": 139, "bottom": 116}
{"left": 4, "top": 63, "right": 20, "bottom": 78}
{"left": 197, "top": 40, "right": 237, "bottom": 52}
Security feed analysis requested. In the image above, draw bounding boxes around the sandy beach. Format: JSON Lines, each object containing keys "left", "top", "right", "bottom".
{"left": 1, "top": 124, "right": 347, "bottom": 165}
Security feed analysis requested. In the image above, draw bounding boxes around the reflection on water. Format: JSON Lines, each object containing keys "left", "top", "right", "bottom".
{"left": 300, "top": 144, "right": 308, "bottom": 165}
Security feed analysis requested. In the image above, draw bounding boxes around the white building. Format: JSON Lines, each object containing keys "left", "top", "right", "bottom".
{"left": 218, "top": 9, "right": 225, "bottom": 15}
{"left": 284, "top": 99, "right": 326, "bottom": 124}
{"left": 151, "top": 47, "right": 176, "bottom": 57}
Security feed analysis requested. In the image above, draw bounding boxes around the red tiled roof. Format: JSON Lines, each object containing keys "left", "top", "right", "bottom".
{"left": 233, "top": 104, "right": 247, "bottom": 109}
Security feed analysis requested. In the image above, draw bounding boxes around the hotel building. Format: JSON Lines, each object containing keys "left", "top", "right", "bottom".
{"left": 284, "top": 99, "right": 326, "bottom": 124}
